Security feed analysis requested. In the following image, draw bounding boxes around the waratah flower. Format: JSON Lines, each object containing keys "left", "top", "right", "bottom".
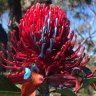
{"left": 0, "top": 3, "right": 93, "bottom": 93}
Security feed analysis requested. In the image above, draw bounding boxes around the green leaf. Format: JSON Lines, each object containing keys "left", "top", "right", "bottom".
{"left": 56, "top": 88, "right": 77, "bottom": 96}
{"left": 0, "top": 91, "right": 21, "bottom": 96}
{"left": 0, "top": 75, "right": 20, "bottom": 92}
{"left": 82, "top": 77, "right": 96, "bottom": 88}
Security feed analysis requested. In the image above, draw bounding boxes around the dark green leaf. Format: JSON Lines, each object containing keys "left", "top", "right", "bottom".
{"left": 82, "top": 67, "right": 92, "bottom": 76}
{"left": 82, "top": 77, "right": 96, "bottom": 88}
{"left": 85, "top": 0, "right": 92, "bottom": 4}
{"left": 56, "top": 88, "right": 77, "bottom": 96}
{"left": 0, "top": 67, "right": 5, "bottom": 73}
{"left": 0, "top": 75, "right": 20, "bottom": 92}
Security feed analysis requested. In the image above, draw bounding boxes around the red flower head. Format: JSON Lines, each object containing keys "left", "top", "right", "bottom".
{"left": 0, "top": 3, "right": 92, "bottom": 93}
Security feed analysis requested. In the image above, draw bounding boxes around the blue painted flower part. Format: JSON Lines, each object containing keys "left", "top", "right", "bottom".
{"left": 24, "top": 68, "right": 31, "bottom": 80}
{"left": 31, "top": 63, "right": 39, "bottom": 73}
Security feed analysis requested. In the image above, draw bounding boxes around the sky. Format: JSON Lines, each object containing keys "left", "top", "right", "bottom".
{"left": 66, "top": 2, "right": 96, "bottom": 41}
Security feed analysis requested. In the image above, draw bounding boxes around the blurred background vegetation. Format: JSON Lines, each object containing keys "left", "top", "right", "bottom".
{"left": 0, "top": 0, "right": 96, "bottom": 96}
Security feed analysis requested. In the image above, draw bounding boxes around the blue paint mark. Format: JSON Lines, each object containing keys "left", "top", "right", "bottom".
{"left": 24, "top": 68, "right": 31, "bottom": 80}
{"left": 48, "top": 38, "right": 53, "bottom": 51}
{"left": 31, "top": 63, "right": 39, "bottom": 73}
{"left": 54, "top": 18, "right": 58, "bottom": 39}
{"left": 54, "top": 27, "right": 57, "bottom": 39}
{"left": 47, "top": 18, "right": 50, "bottom": 32}
{"left": 40, "top": 26, "right": 46, "bottom": 42}
{"left": 44, "top": 16, "right": 48, "bottom": 26}
{"left": 39, "top": 43, "right": 46, "bottom": 58}
{"left": 33, "top": 36, "right": 36, "bottom": 42}
{"left": 56, "top": 18, "right": 58, "bottom": 26}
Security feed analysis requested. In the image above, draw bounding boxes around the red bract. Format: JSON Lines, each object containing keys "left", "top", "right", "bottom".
{"left": 0, "top": 3, "right": 91, "bottom": 92}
